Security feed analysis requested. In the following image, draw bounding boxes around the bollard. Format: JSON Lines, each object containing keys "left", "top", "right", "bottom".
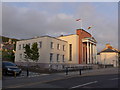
{"left": 27, "top": 68, "right": 29, "bottom": 77}
{"left": 79, "top": 69, "right": 81, "bottom": 75}
{"left": 65, "top": 67, "right": 68, "bottom": 75}
{"left": 14, "top": 72, "right": 16, "bottom": 78}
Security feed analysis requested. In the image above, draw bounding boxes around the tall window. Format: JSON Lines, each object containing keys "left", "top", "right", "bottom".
{"left": 57, "top": 54, "right": 59, "bottom": 62}
{"left": 50, "top": 42, "right": 54, "bottom": 49}
{"left": 19, "top": 44, "right": 21, "bottom": 50}
{"left": 62, "top": 55, "right": 65, "bottom": 62}
{"left": 39, "top": 41, "right": 42, "bottom": 48}
{"left": 28, "top": 43, "right": 30, "bottom": 47}
{"left": 57, "top": 44, "right": 60, "bottom": 50}
{"left": 69, "top": 44, "right": 72, "bottom": 61}
{"left": 50, "top": 53, "right": 53, "bottom": 62}
{"left": 63, "top": 45, "right": 65, "bottom": 51}
{"left": 23, "top": 44, "right": 25, "bottom": 49}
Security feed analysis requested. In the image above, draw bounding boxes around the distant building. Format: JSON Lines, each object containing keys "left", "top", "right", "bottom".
{"left": 1, "top": 38, "right": 16, "bottom": 62}
{"left": 15, "top": 29, "right": 97, "bottom": 69}
{"left": 97, "top": 44, "right": 119, "bottom": 67}
{"left": 0, "top": 38, "right": 15, "bottom": 51}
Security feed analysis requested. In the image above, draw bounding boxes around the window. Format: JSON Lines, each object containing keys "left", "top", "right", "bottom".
{"left": 69, "top": 44, "right": 72, "bottom": 61}
{"left": 39, "top": 41, "right": 42, "bottom": 48}
{"left": 62, "top": 55, "right": 65, "bottom": 62}
{"left": 57, "top": 44, "right": 60, "bottom": 50}
{"left": 63, "top": 45, "right": 65, "bottom": 51}
{"left": 28, "top": 43, "right": 30, "bottom": 47}
{"left": 50, "top": 53, "right": 53, "bottom": 62}
{"left": 57, "top": 54, "right": 59, "bottom": 62}
{"left": 20, "top": 53, "right": 22, "bottom": 59}
{"left": 23, "top": 44, "right": 25, "bottom": 49}
{"left": 50, "top": 42, "right": 54, "bottom": 49}
{"left": 19, "top": 44, "right": 21, "bottom": 50}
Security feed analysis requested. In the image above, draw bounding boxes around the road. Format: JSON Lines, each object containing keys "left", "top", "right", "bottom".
{"left": 45, "top": 74, "right": 119, "bottom": 88}
{"left": 2, "top": 67, "right": 119, "bottom": 89}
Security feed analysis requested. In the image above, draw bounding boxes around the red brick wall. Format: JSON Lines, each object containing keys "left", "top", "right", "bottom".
{"left": 76, "top": 29, "right": 91, "bottom": 64}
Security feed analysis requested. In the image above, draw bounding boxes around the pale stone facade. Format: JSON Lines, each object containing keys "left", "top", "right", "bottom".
{"left": 58, "top": 34, "right": 79, "bottom": 64}
{"left": 97, "top": 44, "right": 119, "bottom": 67}
{"left": 15, "top": 29, "right": 97, "bottom": 69}
{"left": 100, "top": 52, "right": 118, "bottom": 67}
{"left": 15, "top": 36, "right": 68, "bottom": 69}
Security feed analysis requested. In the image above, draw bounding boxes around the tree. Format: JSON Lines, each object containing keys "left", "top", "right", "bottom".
{"left": 24, "top": 44, "right": 32, "bottom": 61}
{"left": 24, "top": 44, "right": 32, "bottom": 77}
{"left": 31, "top": 42, "right": 39, "bottom": 63}
{"left": 24, "top": 42, "right": 39, "bottom": 63}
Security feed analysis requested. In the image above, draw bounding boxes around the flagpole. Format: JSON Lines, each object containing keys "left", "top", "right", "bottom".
{"left": 87, "top": 25, "right": 93, "bottom": 37}
{"left": 81, "top": 20, "right": 82, "bottom": 29}
{"left": 76, "top": 19, "right": 82, "bottom": 29}
{"left": 91, "top": 30, "right": 92, "bottom": 37}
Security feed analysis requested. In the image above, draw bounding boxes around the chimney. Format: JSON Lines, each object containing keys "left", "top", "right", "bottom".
{"left": 106, "top": 43, "right": 112, "bottom": 49}
{"left": 76, "top": 29, "right": 83, "bottom": 35}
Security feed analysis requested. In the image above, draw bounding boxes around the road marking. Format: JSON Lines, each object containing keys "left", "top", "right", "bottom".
{"left": 109, "top": 78, "right": 120, "bottom": 80}
{"left": 70, "top": 81, "right": 98, "bottom": 89}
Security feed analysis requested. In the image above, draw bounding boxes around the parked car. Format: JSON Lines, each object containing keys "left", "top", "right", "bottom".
{"left": 2, "top": 61, "right": 22, "bottom": 75}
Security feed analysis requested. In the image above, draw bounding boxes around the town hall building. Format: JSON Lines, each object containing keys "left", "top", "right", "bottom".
{"left": 15, "top": 29, "right": 97, "bottom": 69}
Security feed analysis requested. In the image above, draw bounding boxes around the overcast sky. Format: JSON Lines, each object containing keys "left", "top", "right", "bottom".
{"left": 2, "top": 2, "right": 118, "bottom": 52}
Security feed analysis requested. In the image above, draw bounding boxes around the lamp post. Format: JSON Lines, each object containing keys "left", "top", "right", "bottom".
{"left": 104, "top": 53, "right": 106, "bottom": 68}
{"left": 104, "top": 58, "right": 105, "bottom": 68}
{"left": 113, "top": 60, "right": 115, "bottom": 67}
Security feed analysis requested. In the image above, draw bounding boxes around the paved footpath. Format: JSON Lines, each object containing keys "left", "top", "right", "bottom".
{"left": 2, "top": 67, "right": 119, "bottom": 88}
{"left": 53, "top": 67, "right": 118, "bottom": 76}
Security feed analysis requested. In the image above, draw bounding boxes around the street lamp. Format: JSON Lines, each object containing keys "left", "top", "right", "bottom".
{"left": 113, "top": 60, "right": 115, "bottom": 67}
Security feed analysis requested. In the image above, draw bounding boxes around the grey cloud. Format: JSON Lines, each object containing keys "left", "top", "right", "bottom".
{"left": 2, "top": 4, "right": 48, "bottom": 39}
{"left": 2, "top": 2, "right": 118, "bottom": 51}
{"left": 74, "top": 3, "right": 118, "bottom": 51}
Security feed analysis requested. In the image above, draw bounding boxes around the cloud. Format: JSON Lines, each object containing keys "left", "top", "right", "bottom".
{"left": 74, "top": 3, "right": 118, "bottom": 51}
{"left": 2, "top": 2, "right": 118, "bottom": 51}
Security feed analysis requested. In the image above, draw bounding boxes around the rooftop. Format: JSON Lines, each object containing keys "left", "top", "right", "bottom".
{"left": 18, "top": 35, "right": 68, "bottom": 43}
{"left": 100, "top": 48, "right": 118, "bottom": 53}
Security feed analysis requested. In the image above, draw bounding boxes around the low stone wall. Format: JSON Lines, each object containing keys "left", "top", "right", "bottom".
{"left": 16, "top": 62, "right": 94, "bottom": 71}
{"left": 15, "top": 62, "right": 67, "bottom": 70}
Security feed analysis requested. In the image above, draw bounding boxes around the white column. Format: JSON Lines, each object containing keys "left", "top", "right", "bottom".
{"left": 93, "top": 44, "right": 95, "bottom": 64}
{"left": 94, "top": 45, "right": 97, "bottom": 64}
{"left": 90, "top": 42, "right": 92, "bottom": 64}
{"left": 87, "top": 42, "right": 89, "bottom": 64}
{"left": 84, "top": 45, "right": 86, "bottom": 64}
{"left": 92, "top": 43, "right": 94, "bottom": 64}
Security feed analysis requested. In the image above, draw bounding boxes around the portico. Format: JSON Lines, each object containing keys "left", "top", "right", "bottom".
{"left": 82, "top": 37, "right": 97, "bottom": 64}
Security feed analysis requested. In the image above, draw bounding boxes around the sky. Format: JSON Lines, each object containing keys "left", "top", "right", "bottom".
{"left": 2, "top": 2, "right": 118, "bottom": 52}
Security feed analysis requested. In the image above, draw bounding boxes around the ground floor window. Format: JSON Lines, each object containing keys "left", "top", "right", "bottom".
{"left": 57, "top": 54, "right": 59, "bottom": 62}
{"left": 50, "top": 53, "right": 53, "bottom": 62}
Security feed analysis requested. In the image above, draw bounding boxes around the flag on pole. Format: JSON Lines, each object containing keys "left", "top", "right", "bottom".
{"left": 76, "top": 18, "right": 82, "bottom": 29}
{"left": 76, "top": 19, "right": 81, "bottom": 21}
{"left": 88, "top": 25, "right": 93, "bottom": 30}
